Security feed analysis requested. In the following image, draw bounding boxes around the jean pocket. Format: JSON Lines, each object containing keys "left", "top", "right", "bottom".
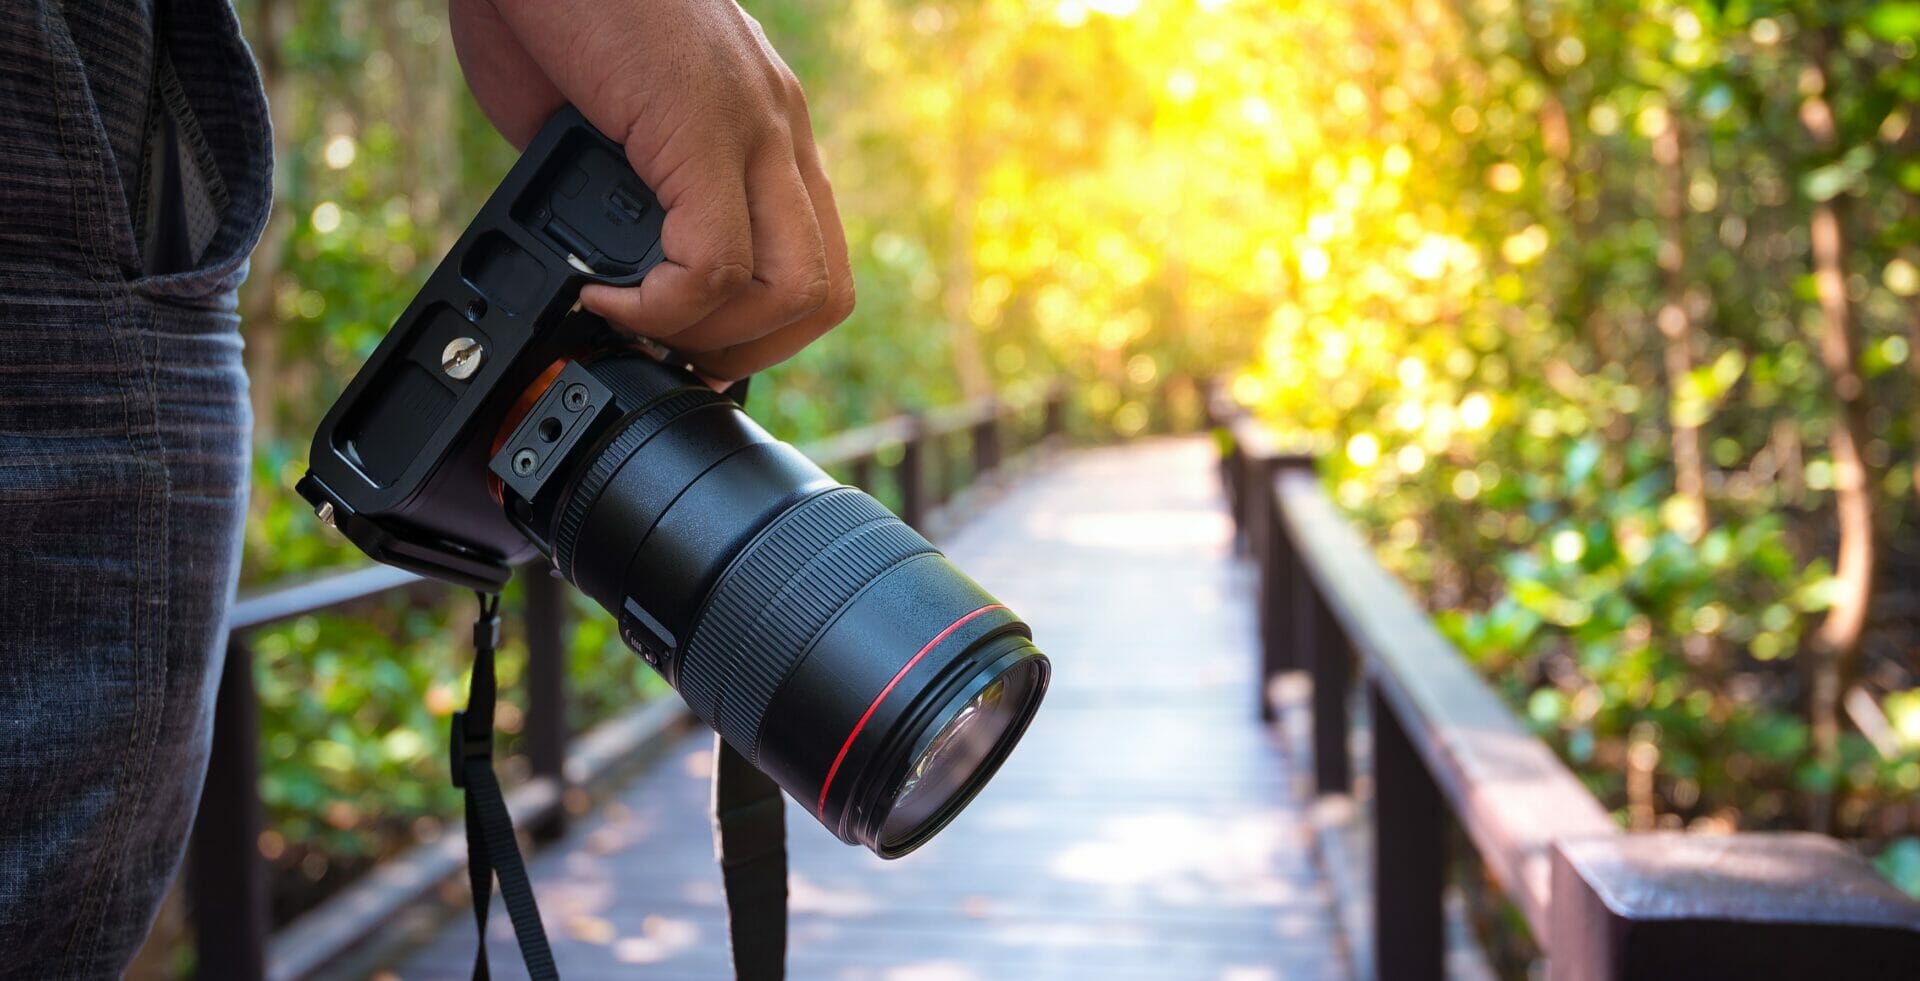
{"left": 128, "top": 0, "right": 274, "bottom": 305}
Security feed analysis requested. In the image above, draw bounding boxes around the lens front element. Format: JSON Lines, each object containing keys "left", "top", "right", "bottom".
{"left": 879, "top": 649, "right": 1047, "bottom": 852}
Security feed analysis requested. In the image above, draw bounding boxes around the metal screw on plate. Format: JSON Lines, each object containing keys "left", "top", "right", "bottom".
{"left": 442, "top": 337, "right": 484, "bottom": 380}
{"left": 316, "top": 502, "right": 337, "bottom": 529}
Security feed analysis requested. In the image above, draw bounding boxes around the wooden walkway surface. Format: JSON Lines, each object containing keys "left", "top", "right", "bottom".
{"left": 395, "top": 438, "right": 1350, "bottom": 980}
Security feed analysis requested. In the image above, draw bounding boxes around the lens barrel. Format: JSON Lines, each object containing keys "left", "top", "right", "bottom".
{"left": 512, "top": 355, "right": 1048, "bottom": 856}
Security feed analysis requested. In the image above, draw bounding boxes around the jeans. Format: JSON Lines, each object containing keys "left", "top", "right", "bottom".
{"left": 0, "top": 1, "right": 270, "bottom": 976}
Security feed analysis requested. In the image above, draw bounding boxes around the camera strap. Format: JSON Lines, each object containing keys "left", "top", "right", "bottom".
{"left": 712, "top": 738, "right": 788, "bottom": 980}
{"left": 452, "top": 591, "right": 558, "bottom": 980}
{"left": 451, "top": 590, "right": 790, "bottom": 980}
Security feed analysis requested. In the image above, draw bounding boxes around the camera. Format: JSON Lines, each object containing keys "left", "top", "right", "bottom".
{"left": 296, "top": 107, "right": 1048, "bottom": 856}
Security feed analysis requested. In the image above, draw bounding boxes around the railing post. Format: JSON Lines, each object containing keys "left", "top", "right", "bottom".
{"left": 1306, "top": 587, "right": 1351, "bottom": 795}
{"left": 850, "top": 454, "right": 876, "bottom": 493}
{"left": 1248, "top": 454, "right": 1291, "bottom": 721}
{"left": 972, "top": 401, "right": 1001, "bottom": 478}
{"left": 1043, "top": 386, "right": 1066, "bottom": 446}
{"left": 1272, "top": 456, "right": 1350, "bottom": 795}
{"left": 1223, "top": 443, "right": 1248, "bottom": 550}
{"left": 1372, "top": 681, "right": 1445, "bottom": 981}
{"left": 523, "top": 567, "right": 569, "bottom": 841}
{"left": 187, "top": 635, "right": 268, "bottom": 981}
{"left": 926, "top": 426, "right": 948, "bottom": 509}
{"left": 900, "top": 414, "right": 928, "bottom": 532}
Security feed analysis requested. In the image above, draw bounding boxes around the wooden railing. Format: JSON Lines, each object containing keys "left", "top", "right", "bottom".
{"left": 1210, "top": 395, "right": 1920, "bottom": 980}
{"left": 186, "top": 384, "right": 1067, "bottom": 980}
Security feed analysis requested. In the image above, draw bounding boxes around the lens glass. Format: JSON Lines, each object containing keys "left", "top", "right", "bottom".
{"left": 879, "top": 654, "right": 1045, "bottom": 846}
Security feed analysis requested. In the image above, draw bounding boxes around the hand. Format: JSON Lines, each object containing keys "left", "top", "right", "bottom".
{"left": 449, "top": 0, "right": 854, "bottom": 380}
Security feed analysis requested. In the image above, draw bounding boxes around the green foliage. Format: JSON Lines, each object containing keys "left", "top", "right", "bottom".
{"left": 1235, "top": 0, "right": 1920, "bottom": 853}
{"left": 1874, "top": 837, "right": 1920, "bottom": 900}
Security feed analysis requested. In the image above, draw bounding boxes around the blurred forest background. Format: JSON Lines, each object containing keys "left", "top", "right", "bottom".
{"left": 221, "top": 0, "right": 1920, "bottom": 943}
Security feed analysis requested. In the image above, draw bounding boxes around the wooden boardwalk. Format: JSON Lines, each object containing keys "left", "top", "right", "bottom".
{"left": 395, "top": 438, "right": 1350, "bottom": 980}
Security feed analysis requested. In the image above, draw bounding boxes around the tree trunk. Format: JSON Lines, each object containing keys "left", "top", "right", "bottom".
{"left": 1652, "top": 118, "right": 1708, "bottom": 541}
{"left": 1801, "top": 38, "right": 1877, "bottom": 835}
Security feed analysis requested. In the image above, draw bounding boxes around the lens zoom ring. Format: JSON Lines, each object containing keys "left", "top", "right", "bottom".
{"left": 681, "top": 489, "right": 937, "bottom": 758}
{"left": 552, "top": 388, "right": 721, "bottom": 578}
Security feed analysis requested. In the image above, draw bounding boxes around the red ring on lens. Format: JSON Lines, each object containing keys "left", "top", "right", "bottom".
{"left": 815, "top": 604, "right": 1007, "bottom": 819}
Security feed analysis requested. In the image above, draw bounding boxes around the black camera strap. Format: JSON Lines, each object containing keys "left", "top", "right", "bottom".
{"left": 453, "top": 591, "right": 558, "bottom": 981}
{"left": 712, "top": 737, "right": 788, "bottom": 980}
{"left": 451, "top": 590, "right": 790, "bottom": 980}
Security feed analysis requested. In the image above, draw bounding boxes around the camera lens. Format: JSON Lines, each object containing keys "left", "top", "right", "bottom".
{"left": 505, "top": 354, "right": 1049, "bottom": 856}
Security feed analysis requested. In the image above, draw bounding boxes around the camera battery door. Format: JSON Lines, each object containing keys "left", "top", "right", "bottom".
{"left": 508, "top": 127, "right": 667, "bottom": 284}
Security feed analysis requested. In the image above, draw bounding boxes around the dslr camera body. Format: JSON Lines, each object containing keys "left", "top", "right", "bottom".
{"left": 298, "top": 108, "right": 1048, "bottom": 856}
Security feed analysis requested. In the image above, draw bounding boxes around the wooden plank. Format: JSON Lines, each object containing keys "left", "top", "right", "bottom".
{"left": 1273, "top": 467, "right": 1616, "bottom": 947}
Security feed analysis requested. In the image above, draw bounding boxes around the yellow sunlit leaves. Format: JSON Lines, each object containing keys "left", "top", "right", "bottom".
{"left": 1167, "top": 70, "right": 1199, "bottom": 101}
{"left": 839, "top": 0, "right": 1537, "bottom": 438}
{"left": 1459, "top": 393, "right": 1493, "bottom": 431}
{"left": 1501, "top": 224, "right": 1550, "bottom": 265}
{"left": 1347, "top": 432, "right": 1381, "bottom": 467}
{"left": 1486, "top": 161, "right": 1523, "bottom": 192}
{"left": 1383, "top": 144, "right": 1412, "bottom": 177}
{"left": 1406, "top": 233, "right": 1470, "bottom": 281}
{"left": 1086, "top": 0, "right": 1143, "bottom": 18}
{"left": 1298, "top": 245, "right": 1331, "bottom": 282}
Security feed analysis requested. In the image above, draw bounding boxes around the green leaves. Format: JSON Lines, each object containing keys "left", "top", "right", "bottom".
{"left": 1866, "top": 2, "right": 1920, "bottom": 42}
{"left": 1801, "top": 146, "right": 1876, "bottom": 202}
{"left": 1671, "top": 349, "right": 1748, "bottom": 429}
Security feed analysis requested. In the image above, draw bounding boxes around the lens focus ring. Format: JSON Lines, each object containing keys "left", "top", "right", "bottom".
{"left": 680, "top": 488, "right": 938, "bottom": 760}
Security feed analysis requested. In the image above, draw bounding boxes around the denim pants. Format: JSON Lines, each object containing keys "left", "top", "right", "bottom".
{"left": 0, "top": 2, "right": 270, "bottom": 975}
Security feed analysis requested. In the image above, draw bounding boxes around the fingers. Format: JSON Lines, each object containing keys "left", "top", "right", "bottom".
{"left": 787, "top": 92, "right": 856, "bottom": 325}
{"left": 688, "top": 102, "right": 855, "bottom": 380}
{"left": 581, "top": 149, "right": 756, "bottom": 337}
{"left": 528, "top": 9, "right": 855, "bottom": 380}
{"left": 585, "top": 141, "right": 827, "bottom": 352}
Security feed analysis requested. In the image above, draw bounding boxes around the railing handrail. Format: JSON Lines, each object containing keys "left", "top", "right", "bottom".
{"left": 1274, "top": 466, "right": 1615, "bottom": 939}
{"left": 1211, "top": 392, "right": 1920, "bottom": 979}
{"left": 229, "top": 564, "right": 425, "bottom": 632}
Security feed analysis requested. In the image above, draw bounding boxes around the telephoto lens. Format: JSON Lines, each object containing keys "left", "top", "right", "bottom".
{"left": 491, "top": 347, "right": 1049, "bottom": 857}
